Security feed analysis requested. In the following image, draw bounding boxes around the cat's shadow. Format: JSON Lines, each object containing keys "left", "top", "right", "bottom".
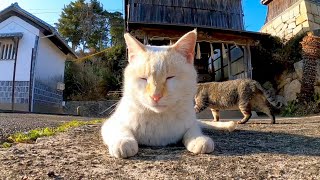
{"left": 131, "top": 126, "right": 320, "bottom": 161}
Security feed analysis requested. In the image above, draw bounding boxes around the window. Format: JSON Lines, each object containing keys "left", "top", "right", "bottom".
{"left": 0, "top": 40, "right": 17, "bottom": 60}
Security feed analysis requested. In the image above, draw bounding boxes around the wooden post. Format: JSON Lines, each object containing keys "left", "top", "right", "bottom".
{"left": 227, "top": 44, "right": 232, "bottom": 80}
{"left": 221, "top": 43, "right": 226, "bottom": 80}
{"left": 11, "top": 37, "right": 20, "bottom": 111}
{"left": 143, "top": 35, "right": 148, "bottom": 45}
{"left": 242, "top": 45, "right": 248, "bottom": 78}
{"left": 246, "top": 45, "right": 252, "bottom": 79}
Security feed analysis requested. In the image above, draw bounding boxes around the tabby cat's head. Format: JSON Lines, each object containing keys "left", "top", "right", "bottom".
{"left": 123, "top": 30, "right": 198, "bottom": 113}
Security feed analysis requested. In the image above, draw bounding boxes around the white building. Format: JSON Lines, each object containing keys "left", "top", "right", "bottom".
{"left": 0, "top": 3, "right": 76, "bottom": 113}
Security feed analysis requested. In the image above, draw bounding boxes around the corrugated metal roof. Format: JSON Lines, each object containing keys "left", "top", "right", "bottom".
{"left": 0, "top": 32, "right": 23, "bottom": 39}
{"left": 0, "top": 3, "right": 77, "bottom": 57}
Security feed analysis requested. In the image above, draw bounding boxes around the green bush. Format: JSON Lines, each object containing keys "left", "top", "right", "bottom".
{"left": 281, "top": 101, "right": 299, "bottom": 117}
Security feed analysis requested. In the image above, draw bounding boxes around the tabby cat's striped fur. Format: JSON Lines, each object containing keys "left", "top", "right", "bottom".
{"left": 194, "top": 79, "right": 276, "bottom": 124}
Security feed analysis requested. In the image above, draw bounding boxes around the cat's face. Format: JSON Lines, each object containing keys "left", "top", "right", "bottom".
{"left": 123, "top": 30, "right": 198, "bottom": 113}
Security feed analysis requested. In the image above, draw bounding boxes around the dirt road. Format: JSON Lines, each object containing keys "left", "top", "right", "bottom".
{"left": 0, "top": 115, "right": 319, "bottom": 179}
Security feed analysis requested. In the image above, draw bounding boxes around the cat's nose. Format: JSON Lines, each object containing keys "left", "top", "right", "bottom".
{"left": 150, "top": 94, "right": 162, "bottom": 103}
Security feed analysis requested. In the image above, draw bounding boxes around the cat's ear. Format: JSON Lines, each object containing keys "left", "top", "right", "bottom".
{"left": 172, "top": 29, "right": 197, "bottom": 64}
{"left": 124, "top": 33, "right": 146, "bottom": 63}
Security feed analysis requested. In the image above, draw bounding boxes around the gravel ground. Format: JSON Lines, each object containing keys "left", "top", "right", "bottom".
{"left": 0, "top": 115, "right": 319, "bottom": 179}
{"left": 0, "top": 113, "right": 94, "bottom": 143}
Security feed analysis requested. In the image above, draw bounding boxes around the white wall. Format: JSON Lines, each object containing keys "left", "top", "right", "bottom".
{"left": 35, "top": 32, "right": 66, "bottom": 86}
{"left": 0, "top": 16, "right": 39, "bottom": 81}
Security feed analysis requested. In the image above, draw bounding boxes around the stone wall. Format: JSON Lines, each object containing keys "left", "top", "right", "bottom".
{"left": 0, "top": 81, "right": 29, "bottom": 111}
{"left": 63, "top": 100, "right": 119, "bottom": 117}
{"left": 275, "top": 60, "right": 320, "bottom": 103}
{"left": 32, "top": 80, "right": 63, "bottom": 114}
{"left": 261, "top": 0, "right": 320, "bottom": 40}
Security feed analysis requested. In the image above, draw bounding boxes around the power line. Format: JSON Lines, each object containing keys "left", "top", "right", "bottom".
{"left": 69, "top": 47, "right": 112, "bottom": 62}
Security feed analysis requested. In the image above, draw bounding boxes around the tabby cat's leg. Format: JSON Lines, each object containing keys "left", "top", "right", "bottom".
{"left": 258, "top": 104, "right": 276, "bottom": 124}
{"left": 210, "top": 109, "right": 220, "bottom": 122}
{"left": 183, "top": 124, "right": 214, "bottom": 154}
{"left": 238, "top": 106, "right": 252, "bottom": 124}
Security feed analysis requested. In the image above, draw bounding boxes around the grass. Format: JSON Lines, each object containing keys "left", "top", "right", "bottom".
{"left": 1, "top": 119, "right": 103, "bottom": 148}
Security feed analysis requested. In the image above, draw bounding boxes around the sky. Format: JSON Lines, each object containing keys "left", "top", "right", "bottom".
{"left": 0, "top": 0, "right": 267, "bottom": 32}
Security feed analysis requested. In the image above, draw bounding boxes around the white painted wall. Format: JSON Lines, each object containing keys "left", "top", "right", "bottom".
{"left": 35, "top": 32, "right": 66, "bottom": 87}
{"left": 0, "top": 16, "right": 39, "bottom": 81}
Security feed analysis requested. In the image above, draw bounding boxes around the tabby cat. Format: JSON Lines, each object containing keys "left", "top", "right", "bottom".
{"left": 101, "top": 30, "right": 236, "bottom": 159}
{"left": 194, "top": 79, "right": 277, "bottom": 124}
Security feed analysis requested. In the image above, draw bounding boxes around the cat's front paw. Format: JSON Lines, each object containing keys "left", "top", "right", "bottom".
{"left": 108, "top": 138, "right": 138, "bottom": 158}
{"left": 186, "top": 136, "right": 214, "bottom": 154}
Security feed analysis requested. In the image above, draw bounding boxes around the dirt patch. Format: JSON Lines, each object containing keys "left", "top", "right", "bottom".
{"left": 0, "top": 117, "right": 319, "bottom": 179}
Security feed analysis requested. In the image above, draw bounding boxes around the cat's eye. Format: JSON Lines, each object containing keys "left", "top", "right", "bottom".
{"left": 166, "top": 76, "right": 175, "bottom": 80}
{"left": 140, "top": 78, "right": 147, "bottom": 81}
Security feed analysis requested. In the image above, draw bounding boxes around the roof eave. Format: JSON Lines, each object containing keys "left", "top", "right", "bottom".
{"left": 261, "top": 0, "right": 273, "bottom": 5}
{"left": 0, "top": 3, "right": 77, "bottom": 57}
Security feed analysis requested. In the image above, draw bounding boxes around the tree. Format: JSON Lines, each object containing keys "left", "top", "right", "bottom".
{"left": 56, "top": 0, "right": 110, "bottom": 51}
{"left": 108, "top": 11, "right": 125, "bottom": 46}
{"left": 57, "top": 0, "right": 126, "bottom": 100}
{"left": 56, "top": 0, "right": 85, "bottom": 51}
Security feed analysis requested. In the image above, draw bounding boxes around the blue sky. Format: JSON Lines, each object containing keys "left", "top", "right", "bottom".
{"left": 0, "top": 0, "right": 267, "bottom": 32}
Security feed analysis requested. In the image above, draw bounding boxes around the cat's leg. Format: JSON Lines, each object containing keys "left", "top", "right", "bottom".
{"left": 238, "top": 106, "right": 252, "bottom": 124}
{"left": 101, "top": 122, "right": 138, "bottom": 158}
{"left": 210, "top": 109, "right": 220, "bottom": 122}
{"left": 183, "top": 124, "right": 214, "bottom": 154}
{"left": 258, "top": 103, "right": 276, "bottom": 124}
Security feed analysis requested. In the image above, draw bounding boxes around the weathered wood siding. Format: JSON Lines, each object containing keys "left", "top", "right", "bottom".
{"left": 127, "top": 0, "right": 244, "bottom": 30}
{"left": 264, "top": 0, "right": 300, "bottom": 23}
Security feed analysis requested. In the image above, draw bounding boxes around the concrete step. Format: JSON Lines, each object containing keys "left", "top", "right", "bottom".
{"left": 196, "top": 108, "right": 258, "bottom": 120}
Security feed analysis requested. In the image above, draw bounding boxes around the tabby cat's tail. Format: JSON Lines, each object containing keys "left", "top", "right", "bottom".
{"left": 255, "top": 82, "right": 282, "bottom": 108}
{"left": 198, "top": 120, "right": 237, "bottom": 132}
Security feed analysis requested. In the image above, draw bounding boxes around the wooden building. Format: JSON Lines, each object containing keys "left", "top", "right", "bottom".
{"left": 261, "top": 0, "right": 320, "bottom": 40}
{"left": 124, "top": 0, "right": 269, "bottom": 82}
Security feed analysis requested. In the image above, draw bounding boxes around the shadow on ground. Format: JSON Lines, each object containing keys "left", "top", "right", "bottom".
{"left": 132, "top": 118, "right": 320, "bottom": 161}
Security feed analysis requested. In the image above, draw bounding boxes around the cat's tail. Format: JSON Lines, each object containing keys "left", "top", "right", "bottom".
{"left": 198, "top": 120, "right": 237, "bottom": 132}
{"left": 254, "top": 82, "right": 283, "bottom": 109}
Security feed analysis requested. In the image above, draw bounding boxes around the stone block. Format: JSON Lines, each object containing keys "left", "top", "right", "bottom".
{"left": 310, "top": 3, "right": 319, "bottom": 15}
{"left": 293, "top": 4, "right": 301, "bottom": 16}
{"left": 288, "top": 22, "right": 296, "bottom": 29}
{"left": 285, "top": 33, "right": 294, "bottom": 40}
{"left": 300, "top": 1, "right": 308, "bottom": 14}
{"left": 302, "top": 21, "right": 310, "bottom": 28}
{"left": 314, "top": 15, "right": 320, "bottom": 24}
{"left": 293, "top": 24, "right": 303, "bottom": 35}
{"left": 294, "top": 60, "right": 303, "bottom": 80}
{"left": 284, "top": 79, "right": 301, "bottom": 102}
{"left": 310, "top": 22, "right": 320, "bottom": 30}
{"left": 272, "top": 16, "right": 283, "bottom": 28}
{"left": 307, "top": 13, "right": 315, "bottom": 22}
{"left": 289, "top": 9, "right": 295, "bottom": 19}
{"left": 282, "top": 23, "right": 288, "bottom": 30}
{"left": 296, "top": 14, "right": 308, "bottom": 25}
{"left": 282, "top": 12, "right": 291, "bottom": 22}
{"left": 275, "top": 23, "right": 284, "bottom": 33}
{"left": 287, "top": 18, "right": 296, "bottom": 24}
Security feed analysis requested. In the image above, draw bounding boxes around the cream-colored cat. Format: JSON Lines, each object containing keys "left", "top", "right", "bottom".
{"left": 101, "top": 30, "right": 236, "bottom": 158}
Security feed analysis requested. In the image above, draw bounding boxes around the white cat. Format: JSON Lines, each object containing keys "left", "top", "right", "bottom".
{"left": 101, "top": 30, "right": 236, "bottom": 158}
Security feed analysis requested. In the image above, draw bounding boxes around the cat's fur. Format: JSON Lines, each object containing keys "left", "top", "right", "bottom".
{"left": 194, "top": 79, "right": 276, "bottom": 124}
{"left": 101, "top": 30, "right": 236, "bottom": 158}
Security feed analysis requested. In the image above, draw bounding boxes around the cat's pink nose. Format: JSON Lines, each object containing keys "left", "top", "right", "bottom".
{"left": 150, "top": 94, "right": 162, "bottom": 103}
